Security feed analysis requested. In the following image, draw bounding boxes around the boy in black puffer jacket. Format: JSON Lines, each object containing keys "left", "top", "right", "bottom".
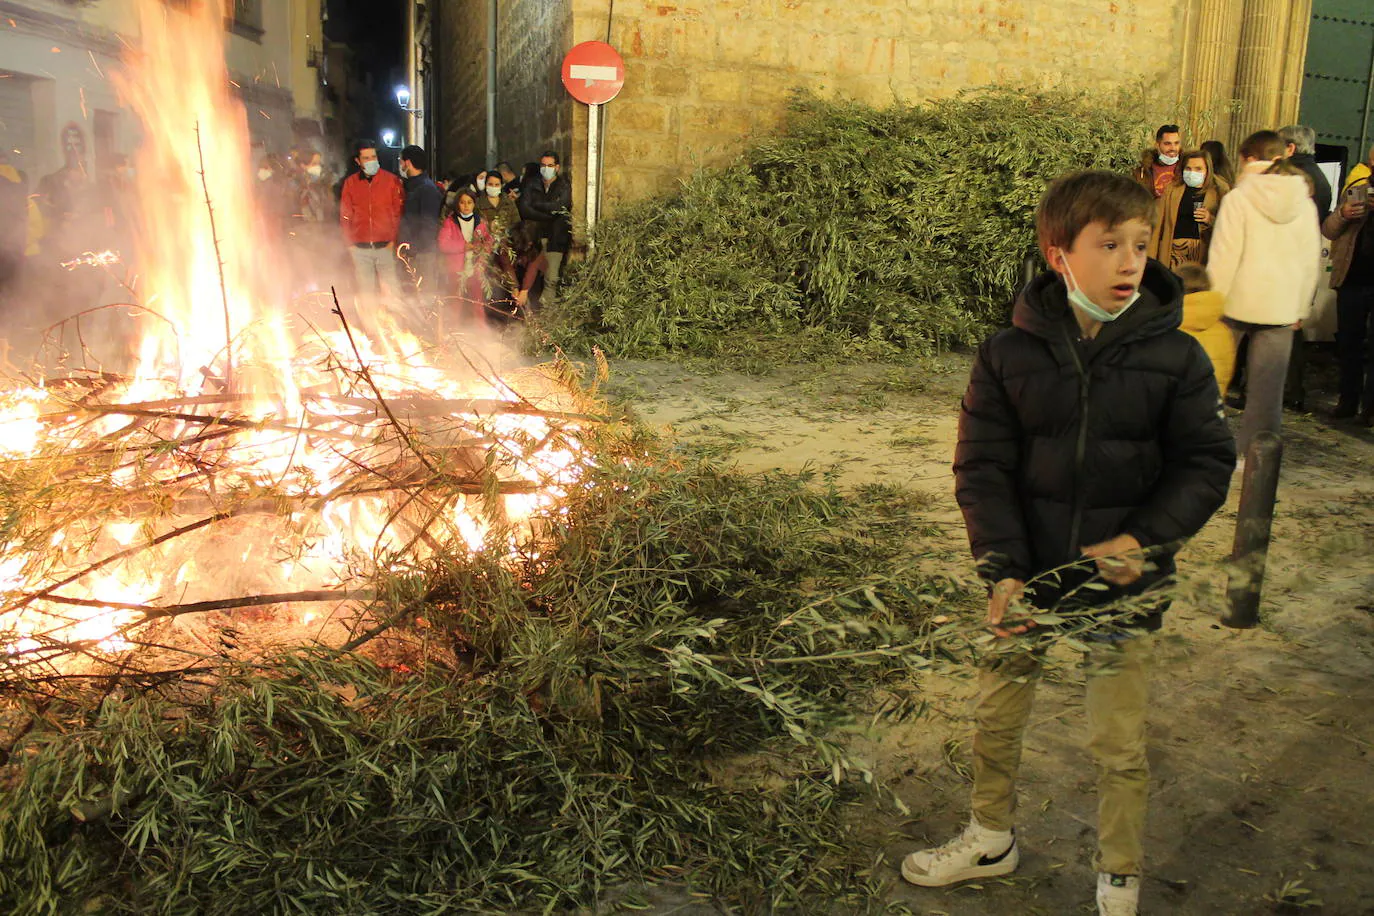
{"left": 901, "top": 172, "right": 1235, "bottom": 916}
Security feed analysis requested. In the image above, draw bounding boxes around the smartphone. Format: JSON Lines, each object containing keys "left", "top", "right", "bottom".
{"left": 1348, "top": 184, "right": 1370, "bottom": 207}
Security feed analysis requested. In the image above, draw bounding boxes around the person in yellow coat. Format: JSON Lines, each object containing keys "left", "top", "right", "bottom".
{"left": 1175, "top": 263, "right": 1233, "bottom": 392}
{"left": 1343, "top": 145, "right": 1372, "bottom": 196}
{"left": 0, "top": 159, "right": 45, "bottom": 308}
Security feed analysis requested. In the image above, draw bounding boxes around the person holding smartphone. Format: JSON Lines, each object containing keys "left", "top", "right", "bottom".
{"left": 1323, "top": 179, "right": 1374, "bottom": 424}
{"left": 1148, "top": 150, "right": 1226, "bottom": 269}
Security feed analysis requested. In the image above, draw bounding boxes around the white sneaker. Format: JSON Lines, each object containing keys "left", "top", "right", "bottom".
{"left": 900, "top": 820, "right": 1018, "bottom": 887}
{"left": 1097, "top": 873, "right": 1140, "bottom": 915}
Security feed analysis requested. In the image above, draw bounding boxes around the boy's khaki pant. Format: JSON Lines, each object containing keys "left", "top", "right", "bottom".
{"left": 970, "top": 635, "right": 1152, "bottom": 876}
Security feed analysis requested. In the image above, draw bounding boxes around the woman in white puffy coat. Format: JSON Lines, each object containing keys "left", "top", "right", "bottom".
{"left": 1207, "top": 130, "right": 1321, "bottom": 455}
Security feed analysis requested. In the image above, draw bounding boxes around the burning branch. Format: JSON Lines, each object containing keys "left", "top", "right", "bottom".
{"left": 194, "top": 121, "right": 235, "bottom": 392}
{"left": 330, "top": 288, "right": 439, "bottom": 477}
{"left": 0, "top": 329, "right": 601, "bottom": 692}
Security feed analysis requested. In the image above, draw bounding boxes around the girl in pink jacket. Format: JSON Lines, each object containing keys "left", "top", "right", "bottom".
{"left": 437, "top": 189, "right": 493, "bottom": 326}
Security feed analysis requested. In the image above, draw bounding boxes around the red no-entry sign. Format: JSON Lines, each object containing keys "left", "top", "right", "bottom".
{"left": 561, "top": 41, "right": 625, "bottom": 105}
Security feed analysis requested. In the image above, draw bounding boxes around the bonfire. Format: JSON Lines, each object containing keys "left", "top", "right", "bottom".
{"left": 0, "top": 0, "right": 594, "bottom": 687}
{"left": 0, "top": 5, "right": 999, "bottom": 911}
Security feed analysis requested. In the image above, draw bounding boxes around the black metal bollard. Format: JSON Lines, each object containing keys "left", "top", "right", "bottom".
{"left": 1222, "top": 432, "right": 1283, "bottom": 629}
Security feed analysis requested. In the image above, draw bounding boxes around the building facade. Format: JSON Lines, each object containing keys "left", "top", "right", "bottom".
{"left": 0, "top": 0, "right": 327, "bottom": 185}
{"left": 424, "top": 0, "right": 1332, "bottom": 221}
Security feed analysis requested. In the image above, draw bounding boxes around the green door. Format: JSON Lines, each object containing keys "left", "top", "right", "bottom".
{"left": 1301, "top": 0, "right": 1374, "bottom": 166}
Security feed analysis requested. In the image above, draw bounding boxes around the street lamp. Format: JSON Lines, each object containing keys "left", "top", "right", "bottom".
{"left": 381, "top": 128, "right": 398, "bottom": 148}
{"left": 395, "top": 85, "right": 411, "bottom": 110}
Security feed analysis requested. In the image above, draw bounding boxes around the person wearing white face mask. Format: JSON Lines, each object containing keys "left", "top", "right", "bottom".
{"left": 517, "top": 150, "right": 572, "bottom": 305}
{"left": 339, "top": 139, "right": 404, "bottom": 300}
{"left": 476, "top": 168, "right": 520, "bottom": 241}
{"left": 295, "top": 150, "right": 332, "bottom": 224}
{"left": 1207, "top": 130, "right": 1321, "bottom": 455}
{"left": 437, "top": 188, "right": 495, "bottom": 326}
{"left": 1132, "top": 125, "right": 1183, "bottom": 199}
{"left": 1148, "top": 149, "right": 1227, "bottom": 269}
{"left": 906, "top": 171, "right": 1234, "bottom": 916}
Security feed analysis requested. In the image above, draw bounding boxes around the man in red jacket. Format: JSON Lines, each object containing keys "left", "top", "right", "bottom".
{"left": 339, "top": 139, "right": 404, "bottom": 299}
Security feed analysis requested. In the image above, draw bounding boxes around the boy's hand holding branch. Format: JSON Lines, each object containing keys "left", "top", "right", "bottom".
{"left": 986, "top": 534, "right": 1144, "bottom": 637}
{"left": 1081, "top": 533, "right": 1146, "bottom": 586}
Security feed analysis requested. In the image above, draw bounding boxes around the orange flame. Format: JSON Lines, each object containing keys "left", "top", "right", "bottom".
{"left": 0, "top": 0, "right": 593, "bottom": 662}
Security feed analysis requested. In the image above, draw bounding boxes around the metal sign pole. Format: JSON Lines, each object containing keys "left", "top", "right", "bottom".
{"left": 586, "top": 102, "right": 600, "bottom": 255}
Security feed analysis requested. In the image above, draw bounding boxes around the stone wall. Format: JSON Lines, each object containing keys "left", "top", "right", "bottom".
{"left": 433, "top": 0, "right": 488, "bottom": 175}
{"left": 437, "top": 0, "right": 1317, "bottom": 225}
{"left": 495, "top": 0, "right": 574, "bottom": 172}
{"left": 568, "top": 0, "right": 1194, "bottom": 215}
{"left": 433, "top": 0, "right": 573, "bottom": 177}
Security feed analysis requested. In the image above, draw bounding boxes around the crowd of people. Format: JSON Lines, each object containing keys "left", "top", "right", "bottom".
{"left": 0, "top": 149, "right": 139, "bottom": 336}
{"left": 0, "top": 138, "right": 576, "bottom": 355}
{"left": 318, "top": 140, "right": 572, "bottom": 331}
{"left": 1128, "top": 122, "right": 1373, "bottom": 440}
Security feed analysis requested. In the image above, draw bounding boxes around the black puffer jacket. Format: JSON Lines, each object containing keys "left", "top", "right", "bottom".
{"left": 953, "top": 261, "right": 1235, "bottom": 626}
{"left": 517, "top": 174, "right": 572, "bottom": 254}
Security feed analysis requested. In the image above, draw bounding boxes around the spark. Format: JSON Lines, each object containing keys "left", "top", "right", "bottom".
{"left": 79, "top": 87, "right": 88, "bottom": 120}
{"left": 258, "top": 109, "right": 271, "bottom": 120}
{"left": 88, "top": 51, "right": 105, "bottom": 78}
{"left": 61, "top": 250, "right": 123, "bottom": 270}
{"left": 50, "top": 46, "right": 61, "bottom": 53}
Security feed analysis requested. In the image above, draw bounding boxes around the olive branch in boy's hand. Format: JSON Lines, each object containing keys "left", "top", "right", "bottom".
{"left": 1081, "top": 533, "right": 1146, "bottom": 586}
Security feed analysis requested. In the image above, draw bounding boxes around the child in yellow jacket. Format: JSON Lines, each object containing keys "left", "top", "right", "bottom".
{"left": 1176, "top": 263, "right": 1233, "bottom": 393}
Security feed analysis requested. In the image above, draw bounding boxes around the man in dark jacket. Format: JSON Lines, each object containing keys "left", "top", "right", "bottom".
{"left": 903, "top": 172, "right": 1233, "bottom": 916}
{"left": 1280, "top": 125, "right": 1333, "bottom": 219}
{"left": 1322, "top": 175, "right": 1374, "bottom": 424}
{"left": 1279, "top": 124, "right": 1334, "bottom": 412}
{"left": 397, "top": 144, "right": 443, "bottom": 297}
{"left": 517, "top": 151, "right": 572, "bottom": 304}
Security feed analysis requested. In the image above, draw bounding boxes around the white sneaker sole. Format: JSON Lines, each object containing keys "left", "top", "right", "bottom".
{"left": 900, "top": 842, "right": 1019, "bottom": 887}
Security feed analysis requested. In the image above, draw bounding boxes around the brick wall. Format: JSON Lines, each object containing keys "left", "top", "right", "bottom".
{"left": 565, "top": 0, "right": 1193, "bottom": 215}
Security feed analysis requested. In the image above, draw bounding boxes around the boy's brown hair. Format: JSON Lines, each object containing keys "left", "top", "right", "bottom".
{"left": 1175, "top": 263, "right": 1211, "bottom": 294}
{"left": 1035, "top": 171, "right": 1156, "bottom": 262}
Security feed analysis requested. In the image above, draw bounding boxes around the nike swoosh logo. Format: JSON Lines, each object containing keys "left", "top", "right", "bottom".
{"left": 977, "top": 843, "right": 1015, "bottom": 867}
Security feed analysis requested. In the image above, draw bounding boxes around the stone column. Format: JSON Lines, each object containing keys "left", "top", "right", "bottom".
{"left": 1185, "top": 0, "right": 1246, "bottom": 144}
{"left": 1277, "top": 0, "right": 1313, "bottom": 127}
{"left": 1232, "top": 0, "right": 1293, "bottom": 143}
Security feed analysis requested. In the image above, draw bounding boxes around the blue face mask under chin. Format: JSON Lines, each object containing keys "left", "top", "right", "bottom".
{"left": 1061, "top": 258, "right": 1139, "bottom": 323}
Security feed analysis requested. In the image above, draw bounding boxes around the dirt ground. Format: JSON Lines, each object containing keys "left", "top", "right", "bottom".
{"left": 603, "top": 350, "right": 1374, "bottom": 916}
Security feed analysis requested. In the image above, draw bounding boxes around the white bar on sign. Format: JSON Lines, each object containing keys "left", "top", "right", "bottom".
{"left": 569, "top": 64, "right": 619, "bottom": 82}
